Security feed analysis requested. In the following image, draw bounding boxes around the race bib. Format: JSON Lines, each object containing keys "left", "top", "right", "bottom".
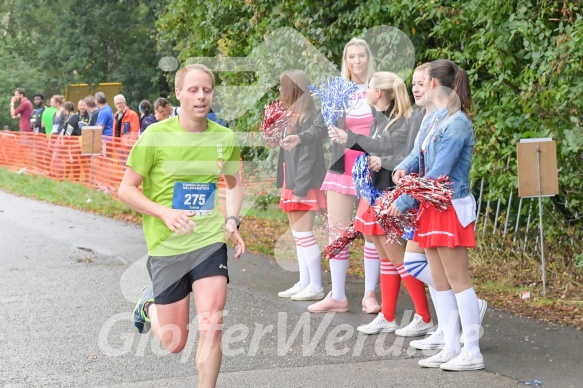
{"left": 172, "top": 182, "right": 216, "bottom": 215}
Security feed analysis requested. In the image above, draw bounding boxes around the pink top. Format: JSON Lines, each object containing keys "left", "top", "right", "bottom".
{"left": 343, "top": 84, "right": 373, "bottom": 174}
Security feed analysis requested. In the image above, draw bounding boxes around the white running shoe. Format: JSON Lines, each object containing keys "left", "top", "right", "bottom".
{"left": 277, "top": 282, "right": 305, "bottom": 298}
{"left": 357, "top": 312, "right": 399, "bottom": 335}
{"left": 395, "top": 314, "right": 434, "bottom": 337}
{"left": 291, "top": 286, "right": 325, "bottom": 301}
{"left": 418, "top": 348, "right": 458, "bottom": 368}
{"left": 461, "top": 298, "right": 488, "bottom": 343}
{"left": 409, "top": 328, "right": 445, "bottom": 350}
{"left": 440, "top": 348, "right": 485, "bottom": 371}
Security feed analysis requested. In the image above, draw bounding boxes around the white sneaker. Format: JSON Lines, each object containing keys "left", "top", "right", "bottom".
{"left": 440, "top": 348, "right": 485, "bottom": 371}
{"left": 291, "top": 286, "right": 325, "bottom": 301}
{"left": 461, "top": 298, "right": 488, "bottom": 343}
{"left": 409, "top": 328, "right": 445, "bottom": 350}
{"left": 395, "top": 314, "right": 434, "bottom": 337}
{"left": 278, "top": 282, "right": 305, "bottom": 298}
{"left": 418, "top": 348, "right": 458, "bottom": 368}
{"left": 357, "top": 312, "right": 399, "bottom": 335}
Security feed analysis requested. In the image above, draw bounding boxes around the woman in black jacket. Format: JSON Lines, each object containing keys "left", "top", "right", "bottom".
{"left": 330, "top": 71, "right": 434, "bottom": 338}
{"left": 275, "top": 70, "right": 328, "bottom": 302}
{"left": 61, "top": 101, "right": 82, "bottom": 136}
{"left": 139, "top": 99, "right": 157, "bottom": 135}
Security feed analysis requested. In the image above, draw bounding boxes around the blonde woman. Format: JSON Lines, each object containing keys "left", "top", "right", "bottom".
{"left": 284, "top": 38, "right": 381, "bottom": 313}
{"left": 50, "top": 95, "right": 66, "bottom": 135}
{"left": 330, "top": 72, "right": 433, "bottom": 336}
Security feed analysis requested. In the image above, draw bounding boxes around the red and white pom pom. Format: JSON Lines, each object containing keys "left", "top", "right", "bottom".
{"left": 396, "top": 173, "right": 453, "bottom": 212}
{"left": 373, "top": 191, "right": 417, "bottom": 243}
{"left": 325, "top": 224, "right": 361, "bottom": 260}
{"left": 260, "top": 101, "right": 292, "bottom": 147}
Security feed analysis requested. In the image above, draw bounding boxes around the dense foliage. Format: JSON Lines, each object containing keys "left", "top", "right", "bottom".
{"left": 1, "top": 0, "right": 581, "bottom": 267}
{"left": 157, "top": 0, "right": 583, "bottom": 268}
{"left": 158, "top": 0, "right": 581, "bottom": 200}
{"left": 0, "top": 0, "right": 168, "bottom": 127}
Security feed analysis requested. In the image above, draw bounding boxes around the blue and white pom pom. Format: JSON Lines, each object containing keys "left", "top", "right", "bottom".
{"left": 352, "top": 154, "right": 381, "bottom": 205}
{"left": 309, "top": 77, "right": 358, "bottom": 127}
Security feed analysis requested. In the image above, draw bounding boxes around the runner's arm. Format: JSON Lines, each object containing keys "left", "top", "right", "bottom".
{"left": 118, "top": 167, "right": 195, "bottom": 235}
{"left": 224, "top": 172, "right": 243, "bottom": 225}
{"left": 224, "top": 172, "right": 245, "bottom": 258}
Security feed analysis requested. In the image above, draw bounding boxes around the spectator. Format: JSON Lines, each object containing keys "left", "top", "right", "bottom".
{"left": 10, "top": 88, "right": 33, "bottom": 132}
{"left": 138, "top": 99, "right": 157, "bottom": 134}
{"left": 50, "top": 95, "right": 66, "bottom": 135}
{"left": 77, "top": 99, "right": 90, "bottom": 125}
{"left": 113, "top": 94, "right": 140, "bottom": 139}
{"left": 60, "top": 101, "right": 82, "bottom": 136}
{"left": 31, "top": 94, "right": 46, "bottom": 133}
{"left": 41, "top": 95, "right": 57, "bottom": 138}
{"left": 207, "top": 108, "right": 228, "bottom": 127}
{"left": 154, "top": 97, "right": 180, "bottom": 120}
{"left": 95, "top": 92, "right": 114, "bottom": 137}
{"left": 85, "top": 95, "right": 100, "bottom": 126}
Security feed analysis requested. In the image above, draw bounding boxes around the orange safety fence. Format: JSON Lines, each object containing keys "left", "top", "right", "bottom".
{"left": 0, "top": 131, "right": 275, "bottom": 206}
{"left": 0, "top": 132, "right": 134, "bottom": 195}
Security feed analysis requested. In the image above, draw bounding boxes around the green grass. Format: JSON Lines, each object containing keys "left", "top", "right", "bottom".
{"left": 242, "top": 204, "right": 289, "bottom": 222}
{"left": 0, "top": 167, "right": 138, "bottom": 219}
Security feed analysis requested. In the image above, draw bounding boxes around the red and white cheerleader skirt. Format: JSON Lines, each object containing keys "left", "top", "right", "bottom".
{"left": 414, "top": 204, "right": 476, "bottom": 248}
{"left": 353, "top": 197, "right": 384, "bottom": 236}
{"left": 279, "top": 166, "right": 326, "bottom": 212}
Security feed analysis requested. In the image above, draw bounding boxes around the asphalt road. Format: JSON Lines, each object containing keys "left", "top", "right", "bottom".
{"left": 1, "top": 190, "right": 581, "bottom": 387}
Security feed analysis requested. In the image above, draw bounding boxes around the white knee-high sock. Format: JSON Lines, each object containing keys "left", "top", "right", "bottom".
{"left": 436, "top": 289, "right": 461, "bottom": 355}
{"left": 363, "top": 241, "right": 380, "bottom": 294}
{"left": 292, "top": 230, "right": 309, "bottom": 288}
{"left": 428, "top": 285, "right": 441, "bottom": 330}
{"left": 295, "top": 231, "right": 322, "bottom": 291}
{"left": 403, "top": 252, "right": 433, "bottom": 287}
{"left": 455, "top": 287, "right": 482, "bottom": 356}
{"left": 329, "top": 246, "right": 349, "bottom": 300}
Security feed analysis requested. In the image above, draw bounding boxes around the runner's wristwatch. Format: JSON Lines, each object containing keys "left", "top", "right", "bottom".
{"left": 225, "top": 216, "right": 240, "bottom": 229}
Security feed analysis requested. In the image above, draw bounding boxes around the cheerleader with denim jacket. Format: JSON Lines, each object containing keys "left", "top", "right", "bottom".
{"left": 390, "top": 59, "right": 485, "bottom": 371}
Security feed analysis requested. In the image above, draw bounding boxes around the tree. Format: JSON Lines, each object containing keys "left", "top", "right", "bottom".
{"left": 157, "top": 0, "right": 583, "bottom": 263}
{"left": 0, "top": 0, "right": 169, "bottom": 113}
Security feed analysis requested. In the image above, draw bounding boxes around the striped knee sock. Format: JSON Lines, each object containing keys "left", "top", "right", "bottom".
{"left": 403, "top": 252, "right": 433, "bottom": 287}
{"left": 397, "top": 263, "right": 431, "bottom": 323}
{"left": 329, "top": 246, "right": 349, "bottom": 300}
{"left": 363, "top": 241, "right": 380, "bottom": 294}
{"left": 292, "top": 230, "right": 309, "bottom": 288}
{"left": 380, "top": 260, "right": 400, "bottom": 322}
{"left": 295, "top": 231, "right": 323, "bottom": 291}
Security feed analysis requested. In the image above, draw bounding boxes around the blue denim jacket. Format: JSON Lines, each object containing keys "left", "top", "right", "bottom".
{"left": 394, "top": 107, "right": 474, "bottom": 213}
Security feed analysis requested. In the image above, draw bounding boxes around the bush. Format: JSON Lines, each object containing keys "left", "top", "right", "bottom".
{"left": 157, "top": 0, "right": 583, "bottom": 269}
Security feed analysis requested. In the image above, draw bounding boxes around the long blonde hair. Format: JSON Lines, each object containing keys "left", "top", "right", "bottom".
{"left": 341, "top": 38, "right": 375, "bottom": 82}
{"left": 371, "top": 71, "right": 411, "bottom": 131}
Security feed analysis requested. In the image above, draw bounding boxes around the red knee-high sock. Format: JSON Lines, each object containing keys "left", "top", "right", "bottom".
{"left": 397, "top": 263, "right": 431, "bottom": 323}
{"left": 380, "top": 260, "right": 401, "bottom": 322}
